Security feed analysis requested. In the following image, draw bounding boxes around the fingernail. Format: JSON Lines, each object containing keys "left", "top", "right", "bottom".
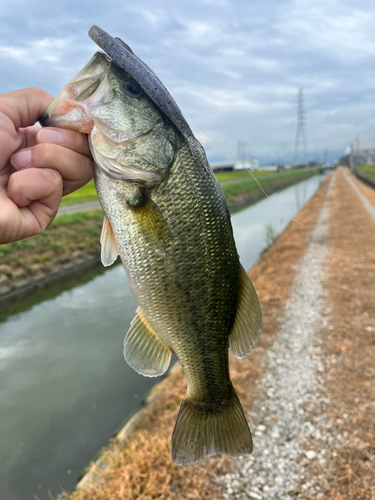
{"left": 11, "top": 150, "right": 31, "bottom": 169}
{"left": 38, "top": 128, "right": 62, "bottom": 145}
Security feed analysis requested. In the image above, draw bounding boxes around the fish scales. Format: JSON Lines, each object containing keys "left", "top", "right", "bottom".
{"left": 96, "top": 141, "right": 239, "bottom": 400}
{"left": 41, "top": 25, "right": 262, "bottom": 466}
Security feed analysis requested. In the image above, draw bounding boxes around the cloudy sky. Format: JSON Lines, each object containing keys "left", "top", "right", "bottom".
{"left": 1, "top": 0, "right": 375, "bottom": 164}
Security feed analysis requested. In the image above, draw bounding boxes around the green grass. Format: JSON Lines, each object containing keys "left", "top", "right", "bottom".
{"left": 0, "top": 211, "right": 103, "bottom": 271}
{"left": 60, "top": 180, "right": 98, "bottom": 206}
{"left": 0, "top": 168, "right": 321, "bottom": 274}
{"left": 59, "top": 169, "right": 318, "bottom": 206}
{"left": 50, "top": 210, "right": 103, "bottom": 227}
{"left": 221, "top": 168, "right": 319, "bottom": 200}
{"left": 214, "top": 170, "right": 276, "bottom": 183}
{"left": 354, "top": 165, "right": 375, "bottom": 185}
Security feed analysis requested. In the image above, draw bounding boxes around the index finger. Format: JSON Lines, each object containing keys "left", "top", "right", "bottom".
{"left": 0, "top": 88, "right": 53, "bottom": 172}
{"left": 0, "top": 87, "right": 53, "bottom": 129}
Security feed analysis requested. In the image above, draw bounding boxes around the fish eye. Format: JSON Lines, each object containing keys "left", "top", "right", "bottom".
{"left": 123, "top": 81, "right": 142, "bottom": 97}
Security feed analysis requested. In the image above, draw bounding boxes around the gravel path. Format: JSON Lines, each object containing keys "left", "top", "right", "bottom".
{"left": 219, "top": 176, "right": 336, "bottom": 499}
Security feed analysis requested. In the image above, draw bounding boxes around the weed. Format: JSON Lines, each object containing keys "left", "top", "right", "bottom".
{"left": 35, "top": 252, "right": 53, "bottom": 263}
{"left": 264, "top": 225, "right": 277, "bottom": 248}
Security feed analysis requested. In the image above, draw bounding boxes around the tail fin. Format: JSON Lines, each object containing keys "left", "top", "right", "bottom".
{"left": 171, "top": 387, "right": 252, "bottom": 466}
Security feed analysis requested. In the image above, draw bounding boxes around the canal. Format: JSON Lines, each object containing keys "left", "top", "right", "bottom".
{"left": 0, "top": 173, "right": 326, "bottom": 500}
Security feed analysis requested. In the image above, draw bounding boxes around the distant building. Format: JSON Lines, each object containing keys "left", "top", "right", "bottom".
{"left": 209, "top": 161, "right": 235, "bottom": 172}
{"left": 259, "top": 164, "right": 278, "bottom": 172}
{"left": 276, "top": 163, "right": 292, "bottom": 171}
{"left": 340, "top": 137, "right": 375, "bottom": 166}
{"left": 234, "top": 158, "right": 259, "bottom": 171}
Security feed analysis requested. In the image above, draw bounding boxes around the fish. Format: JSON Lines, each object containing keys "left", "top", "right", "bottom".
{"left": 41, "top": 26, "right": 262, "bottom": 466}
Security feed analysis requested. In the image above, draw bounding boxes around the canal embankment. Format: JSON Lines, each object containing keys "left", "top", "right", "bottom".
{"left": 59, "top": 167, "right": 375, "bottom": 500}
{"left": 221, "top": 167, "right": 320, "bottom": 211}
{"left": 0, "top": 173, "right": 327, "bottom": 500}
{"left": 58, "top": 173, "right": 333, "bottom": 500}
{"left": 0, "top": 168, "right": 320, "bottom": 306}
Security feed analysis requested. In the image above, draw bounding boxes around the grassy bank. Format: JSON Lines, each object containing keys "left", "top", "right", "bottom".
{"left": 221, "top": 167, "right": 320, "bottom": 211}
{"left": 0, "top": 168, "right": 320, "bottom": 289}
{"left": 61, "top": 168, "right": 321, "bottom": 207}
{"left": 0, "top": 211, "right": 103, "bottom": 280}
{"left": 61, "top": 180, "right": 98, "bottom": 206}
{"left": 353, "top": 164, "right": 375, "bottom": 187}
{"left": 214, "top": 169, "right": 279, "bottom": 183}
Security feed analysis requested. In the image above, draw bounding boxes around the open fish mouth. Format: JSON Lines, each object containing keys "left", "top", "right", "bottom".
{"left": 40, "top": 92, "right": 94, "bottom": 133}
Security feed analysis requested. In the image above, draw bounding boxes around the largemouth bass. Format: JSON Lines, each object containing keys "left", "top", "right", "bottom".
{"left": 41, "top": 26, "right": 262, "bottom": 466}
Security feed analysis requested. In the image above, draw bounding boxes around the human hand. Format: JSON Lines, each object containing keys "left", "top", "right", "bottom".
{"left": 0, "top": 87, "right": 94, "bottom": 244}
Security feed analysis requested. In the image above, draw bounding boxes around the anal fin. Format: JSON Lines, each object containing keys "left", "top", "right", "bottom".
{"left": 124, "top": 307, "right": 171, "bottom": 377}
{"left": 229, "top": 265, "right": 262, "bottom": 358}
{"left": 100, "top": 214, "right": 119, "bottom": 267}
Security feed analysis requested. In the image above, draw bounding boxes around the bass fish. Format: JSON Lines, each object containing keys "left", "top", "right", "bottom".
{"left": 41, "top": 26, "right": 262, "bottom": 466}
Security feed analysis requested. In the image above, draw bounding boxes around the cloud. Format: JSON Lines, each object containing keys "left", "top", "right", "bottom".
{"left": 0, "top": 38, "right": 73, "bottom": 66}
{"left": 1, "top": 0, "right": 374, "bottom": 163}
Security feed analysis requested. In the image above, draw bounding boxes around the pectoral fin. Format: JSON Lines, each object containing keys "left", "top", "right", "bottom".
{"left": 229, "top": 265, "right": 262, "bottom": 358}
{"left": 131, "top": 199, "right": 172, "bottom": 243}
{"left": 124, "top": 307, "right": 171, "bottom": 377}
{"left": 100, "top": 215, "right": 119, "bottom": 267}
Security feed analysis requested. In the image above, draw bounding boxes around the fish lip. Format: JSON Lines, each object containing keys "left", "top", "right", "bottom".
{"left": 40, "top": 97, "right": 94, "bottom": 131}
{"left": 39, "top": 109, "right": 49, "bottom": 124}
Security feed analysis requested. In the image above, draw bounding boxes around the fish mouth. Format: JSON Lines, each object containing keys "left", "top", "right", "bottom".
{"left": 39, "top": 89, "right": 95, "bottom": 133}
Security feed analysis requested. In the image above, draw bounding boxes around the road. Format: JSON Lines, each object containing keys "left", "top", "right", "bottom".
{"left": 57, "top": 201, "right": 101, "bottom": 215}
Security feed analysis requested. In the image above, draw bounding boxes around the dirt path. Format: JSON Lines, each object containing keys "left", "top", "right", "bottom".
{"left": 60, "top": 168, "right": 374, "bottom": 500}
{"left": 57, "top": 201, "right": 102, "bottom": 215}
{"left": 221, "top": 167, "right": 375, "bottom": 500}
{"left": 220, "top": 176, "right": 334, "bottom": 499}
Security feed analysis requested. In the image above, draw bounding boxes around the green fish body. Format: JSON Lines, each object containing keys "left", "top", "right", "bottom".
{"left": 42, "top": 27, "right": 262, "bottom": 466}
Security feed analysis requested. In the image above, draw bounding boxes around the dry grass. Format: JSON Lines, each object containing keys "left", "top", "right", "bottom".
{"left": 59, "top": 176, "right": 331, "bottom": 500}
{"left": 302, "top": 168, "right": 375, "bottom": 500}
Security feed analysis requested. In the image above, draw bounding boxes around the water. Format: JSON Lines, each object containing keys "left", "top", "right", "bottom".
{"left": 0, "top": 173, "right": 325, "bottom": 500}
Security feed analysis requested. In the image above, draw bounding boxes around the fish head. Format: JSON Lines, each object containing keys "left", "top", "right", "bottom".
{"left": 41, "top": 51, "right": 179, "bottom": 184}
{"left": 40, "top": 52, "right": 111, "bottom": 133}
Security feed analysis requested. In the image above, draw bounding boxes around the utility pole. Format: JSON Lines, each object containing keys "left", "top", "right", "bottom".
{"left": 238, "top": 140, "right": 246, "bottom": 168}
{"left": 293, "top": 88, "right": 307, "bottom": 167}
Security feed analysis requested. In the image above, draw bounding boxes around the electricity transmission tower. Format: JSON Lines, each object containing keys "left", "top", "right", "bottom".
{"left": 293, "top": 88, "right": 307, "bottom": 166}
